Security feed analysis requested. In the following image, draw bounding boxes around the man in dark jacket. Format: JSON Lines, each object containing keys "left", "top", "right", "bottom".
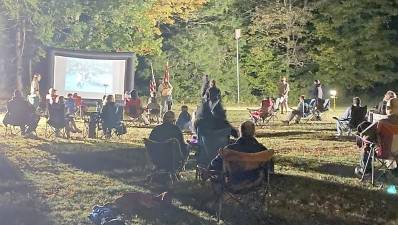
{"left": 3, "top": 90, "right": 40, "bottom": 136}
{"left": 209, "top": 121, "right": 274, "bottom": 182}
{"left": 101, "top": 95, "right": 123, "bottom": 138}
{"left": 149, "top": 111, "right": 188, "bottom": 159}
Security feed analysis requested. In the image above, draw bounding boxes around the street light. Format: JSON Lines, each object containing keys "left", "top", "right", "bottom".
{"left": 330, "top": 90, "right": 337, "bottom": 111}
{"left": 235, "top": 29, "right": 241, "bottom": 104}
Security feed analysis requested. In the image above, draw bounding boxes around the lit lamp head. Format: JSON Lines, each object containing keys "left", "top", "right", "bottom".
{"left": 330, "top": 90, "right": 337, "bottom": 98}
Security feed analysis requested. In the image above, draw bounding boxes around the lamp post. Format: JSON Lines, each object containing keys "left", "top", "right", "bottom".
{"left": 330, "top": 90, "right": 337, "bottom": 111}
{"left": 235, "top": 29, "right": 241, "bottom": 104}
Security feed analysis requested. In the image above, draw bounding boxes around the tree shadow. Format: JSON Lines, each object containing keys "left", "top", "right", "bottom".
{"left": 0, "top": 153, "right": 53, "bottom": 225}
{"left": 256, "top": 131, "right": 314, "bottom": 138}
{"left": 277, "top": 156, "right": 356, "bottom": 178}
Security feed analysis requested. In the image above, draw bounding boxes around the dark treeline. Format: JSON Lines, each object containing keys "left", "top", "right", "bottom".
{"left": 0, "top": 0, "right": 397, "bottom": 103}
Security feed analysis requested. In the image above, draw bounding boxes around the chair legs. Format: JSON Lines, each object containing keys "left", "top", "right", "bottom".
{"left": 360, "top": 146, "right": 394, "bottom": 186}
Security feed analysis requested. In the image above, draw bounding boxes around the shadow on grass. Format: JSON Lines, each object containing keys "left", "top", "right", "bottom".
{"left": 256, "top": 131, "right": 314, "bottom": 138}
{"left": 46, "top": 142, "right": 398, "bottom": 225}
{"left": 277, "top": 156, "right": 356, "bottom": 178}
{"left": 0, "top": 153, "right": 53, "bottom": 225}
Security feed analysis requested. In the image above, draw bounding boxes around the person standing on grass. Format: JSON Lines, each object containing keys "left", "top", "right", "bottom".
{"left": 159, "top": 79, "right": 173, "bottom": 116}
{"left": 278, "top": 77, "right": 290, "bottom": 114}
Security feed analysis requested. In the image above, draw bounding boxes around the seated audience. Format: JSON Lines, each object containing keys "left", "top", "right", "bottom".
{"left": 176, "top": 105, "right": 193, "bottom": 132}
{"left": 355, "top": 98, "right": 398, "bottom": 176}
{"left": 149, "top": 111, "right": 188, "bottom": 162}
{"left": 375, "top": 90, "right": 397, "bottom": 115}
{"left": 101, "top": 95, "right": 124, "bottom": 138}
{"left": 250, "top": 97, "right": 274, "bottom": 122}
{"left": 48, "top": 96, "right": 80, "bottom": 138}
{"left": 72, "top": 93, "right": 86, "bottom": 116}
{"left": 3, "top": 90, "right": 40, "bottom": 136}
{"left": 125, "top": 90, "right": 149, "bottom": 125}
{"left": 65, "top": 93, "right": 77, "bottom": 115}
{"left": 283, "top": 95, "right": 307, "bottom": 124}
{"left": 335, "top": 97, "right": 362, "bottom": 136}
{"left": 209, "top": 121, "right": 274, "bottom": 182}
{"left": 147, "top": 92, "right": 161, "bottom": 119}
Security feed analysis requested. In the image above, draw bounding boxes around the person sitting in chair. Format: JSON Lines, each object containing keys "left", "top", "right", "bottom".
{"left": 375, "top": 90, "right": 396, "bottom": 115}
{"left": 48, "top": 96, "right": 80, "bottom": 138}
{"left": 125, "top": 90, "right": 149, "bottom": 125}
{"left": 209, "top": 121, "right": 274, "bottom": 182}
{"left": 101, "top": 95, "right": 124, "bottom": 138}
{"left": 176, "top": 105, "right": 193, "bottom": 132}
{"left": 335, "top": 97, "right": 362, "bottom": 136}
{"left": 3, "top": 90, "right": 40, "bottom": 137}
{"left": 355, "top": 98, "right": 398, "bottom": 177}
{"left": 147, "top": 92, "right": 161, "bottom": 123}
{"left": 149, "top": 111, "right": 188, "bottom": 162}
{"left": 283, "top": 95, "right": 307, "bottom": 125}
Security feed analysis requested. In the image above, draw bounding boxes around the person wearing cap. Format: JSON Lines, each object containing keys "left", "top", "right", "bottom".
{"left": 149, "top": 111, "right": 188, "bottom": 160}
{"left": 3, "top": 90, "right": 40, "bottom": 137}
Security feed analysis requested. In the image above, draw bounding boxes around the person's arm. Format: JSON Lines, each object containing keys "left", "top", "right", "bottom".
{"left": 340, "top": 107, "right": 351, "bottom": 120}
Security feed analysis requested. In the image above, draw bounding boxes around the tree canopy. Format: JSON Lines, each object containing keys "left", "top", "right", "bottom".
{"left": 0, "top": 0, "right": 397, "bottom": 102}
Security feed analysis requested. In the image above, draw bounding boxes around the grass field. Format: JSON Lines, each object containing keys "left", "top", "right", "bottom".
{"left": 0, "top": 106, "right": 397, "bottom": 225}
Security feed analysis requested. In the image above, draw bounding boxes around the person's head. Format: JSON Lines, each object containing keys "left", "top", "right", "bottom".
{"left": 106, "top": 94, "right": 114, "bottom": 103}
{"left": 73, "top": 93, "right": 78, "bottom": 98}
{"left": 299, "top": 95, "right": 305, "bottom": 101}
{"left": 130, "top": 89, "right": 138, "bottom": 99}
{"left": 240, "top": 121, "right": 256, "bottom": 138}
{"left": 67, "top": 93, "right": 73, "bottom": 98}
{"left": 386, "top": 98, "right": 398, "bottom": 115}
{"left": 56, "top": 96, "right": 64, "bottom": 104}
{"left": 281, "top": 77, "right": 287, "bottom": 83}
{"left": 49, "top": 88, "right": 56, "bottom": 95}
{"left": 384, "top": 90, "right": 397, "bottom": 101}
{"left": 150, "top": 92, "right": 156, "bottom": 98}
{"left": 181, "top": 105, "right": 188, "bottom": 112}
{"left": 163, "top": 111, "right": 176, "bottom": 124}
{"left": 33, "top": 73, "right": 41, "bottom": 81}
{"left": 13, "top": 89, "right": 22, "bottom": 99}
{"left": 211, "top": 80, "right": 216, "bottom": 87}
{"left": 353, "top": 97, "right": 361, "bottom": 106}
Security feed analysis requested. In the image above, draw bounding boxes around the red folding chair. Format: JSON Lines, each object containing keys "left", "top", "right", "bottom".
{"left": 361, "top": 120, "right": 398, "bottom": 185}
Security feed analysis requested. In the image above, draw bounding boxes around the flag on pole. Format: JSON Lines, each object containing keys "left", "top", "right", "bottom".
{"left": 163, "top": 62, "right": 170, "bottom": 83}
{"left": 149, "top": 63, "right": 157, "bottom": 93}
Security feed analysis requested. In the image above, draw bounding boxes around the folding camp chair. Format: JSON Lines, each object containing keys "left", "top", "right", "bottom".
{"left": 333, "top": 105, "right": 367, "bottom": 136}
{"left": 144, "top": 138, "right": 184, "bottom": 184}
{"left": 195, "top": 127, "right": 231, "bottom": 180}
{"left": 360, "top": 120, "right": 398, "bottom": 185}
{"left": 248, "top": 99, "right": 279, "bottom": 126}
{"left": 211, "top": 149, "right": 274, "bottom": 222}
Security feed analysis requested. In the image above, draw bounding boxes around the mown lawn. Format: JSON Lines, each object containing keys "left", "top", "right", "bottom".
{"left": 0, "top": 106, "right": 397, "bottom": 225}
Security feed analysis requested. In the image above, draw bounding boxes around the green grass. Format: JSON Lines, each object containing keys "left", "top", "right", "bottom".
{"left": 0, "top": 106, "right": 397, "bottom": 225}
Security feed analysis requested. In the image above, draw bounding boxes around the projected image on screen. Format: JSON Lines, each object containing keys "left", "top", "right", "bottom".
{"left": 64, "top": 58, "right": 113, "bottom": 92}
{"left": 53, "top": 55, "right": 127, "bottom": 99}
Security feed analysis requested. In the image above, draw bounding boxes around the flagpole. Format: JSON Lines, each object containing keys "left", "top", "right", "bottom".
{"left": 150, "top": 62, "right": 154, "bottom": 78}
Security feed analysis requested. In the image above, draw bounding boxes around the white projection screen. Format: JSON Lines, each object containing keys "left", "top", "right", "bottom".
{"left": 49, "top": 49, "right": 135, "bottom": 100}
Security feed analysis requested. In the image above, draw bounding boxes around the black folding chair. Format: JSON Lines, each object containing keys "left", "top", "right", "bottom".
{"left": 144, "top": 138, "right": 184, "bottom": 184}
{"left": 333, "top": 105, "right": 367, "bottom": 136}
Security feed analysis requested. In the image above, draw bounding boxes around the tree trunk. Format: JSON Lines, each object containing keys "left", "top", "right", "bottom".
{"left": 15, "top": 19, "right": 25, "bottom": 92}
{"left": 16, "top": 25, "right": 22, "bottom": 91}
